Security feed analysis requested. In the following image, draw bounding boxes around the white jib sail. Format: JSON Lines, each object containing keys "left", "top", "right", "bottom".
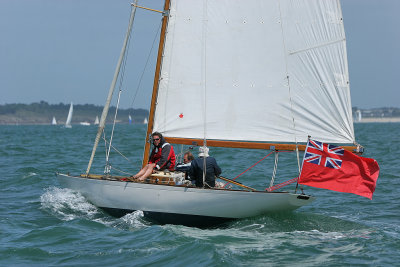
{"left": 153, "top": 0, "right": 355, "bottom": 145}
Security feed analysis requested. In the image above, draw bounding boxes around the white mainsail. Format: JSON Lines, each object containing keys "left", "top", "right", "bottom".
{"left": 94, "top": 116, "right": 99, "bottom": 125}
{"left": 65, "top": 102, "right": 73, "bottom": 128}
{"left": 51, "top": 116, "right": 57, "bottom": 125}
{"left": 154, "top": 0, "right": 355, "bottom": 145}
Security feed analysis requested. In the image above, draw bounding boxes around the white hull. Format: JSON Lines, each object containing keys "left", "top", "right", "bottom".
{"left": 57, "top": 173, "right": 314, "bottom": 224}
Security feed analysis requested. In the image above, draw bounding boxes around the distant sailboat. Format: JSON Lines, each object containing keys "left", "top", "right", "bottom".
{"left": 129, "top": 115, "right": 132, "bottom": 124}
{"left": 65, "top": 102, "right": 73, "bottom": 128}
{"left": 356, "top": 110, "right": 362, "bottom": 122}
{"left": 80, "top": 121, "right": 91, "bottom": 126}
{"left": 51, "top": 116, "right": 57, "bottom": 125}
{"left": 94, "top": 116, "right": 99, "bottom": 125}
{"left": 143, "top": 117, "right": 148, "bottom": 124}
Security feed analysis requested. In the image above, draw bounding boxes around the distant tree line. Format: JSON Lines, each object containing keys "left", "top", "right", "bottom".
{"left": 0, "top": 101, "right": 149, "bottom": 125}
{"left": 352, "top": 107, "right": 400, "bottom": 118}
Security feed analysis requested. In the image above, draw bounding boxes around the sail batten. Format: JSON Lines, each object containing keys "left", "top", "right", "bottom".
{"left": 153, "top": 0, "right": 355, "bottom": 145}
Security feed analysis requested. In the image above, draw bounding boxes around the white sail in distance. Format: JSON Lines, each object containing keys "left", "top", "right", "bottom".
{"left": 52, "top": 116, "right": 57, "bottom": 125}
{"left": 65, "top": 102, "right": 73, "bottom": 128}
{"left": 153, "top": 0, "right": 355, "bottom": 145}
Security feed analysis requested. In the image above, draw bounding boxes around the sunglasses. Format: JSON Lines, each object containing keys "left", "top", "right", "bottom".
{"left": 153, "top": 138, "right": 160, "bottom": 141}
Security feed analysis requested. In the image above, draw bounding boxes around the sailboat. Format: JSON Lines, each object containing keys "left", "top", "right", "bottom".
{"left": 94, "top": 116, "right": 100, "bottom": 125}
{"left": 57, "top": 0, "right": 364, "bottom": 227}
{"left": 129, "top": 115, "right": 132, "bottom": 124}
{"left": 143, "top": 117, "right": 148, "bottom": 124}
{"left": 65, "top": 102, "right": 73, "bottom": 128}
{"left": 356, "top": 110, "right": 362, "bottom": 122}
{"left": 51, "top": 116, "right": 57, "bottom": 125}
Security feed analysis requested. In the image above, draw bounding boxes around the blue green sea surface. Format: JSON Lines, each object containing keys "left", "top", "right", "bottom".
{"left": 1, "top": 123, "right": 399, "bottom": 266}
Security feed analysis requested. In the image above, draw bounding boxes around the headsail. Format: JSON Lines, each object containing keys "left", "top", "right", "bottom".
{"left": 152, "top": 0, "right": 355, "bottom": 146}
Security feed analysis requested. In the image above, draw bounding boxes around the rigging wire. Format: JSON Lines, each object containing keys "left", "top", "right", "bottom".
{"left": 105, "top": 89, "right": 122, "bottom": 174}
{"left": 129, "top": 20, "right": 163, "bottom": 112}
{"left": 277, "top": 1, "right": 303, "bottom": 193}
{"left": 102, "top": 3, "right": 159, "bottom": 174}
{"left": 102, "top": 7, "right": 164, "bottom": 175}
{"left": 201, "top": 0, "right": 209, "bottom": 188}
{"left": 85, "top": 2, "right": 138, "bottom": 175}
{"left": 102, "top": 136, "right": 135, "bottom": 164}
{"left": 102, "top": 4, "right": 136, "bottom": 173}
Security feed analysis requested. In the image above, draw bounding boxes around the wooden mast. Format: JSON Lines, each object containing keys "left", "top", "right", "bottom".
{"left": 142, "top": 0, "right": 171, "bottom": 167}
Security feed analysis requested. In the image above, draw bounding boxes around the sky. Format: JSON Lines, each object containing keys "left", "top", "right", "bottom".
{"left": 0, "top": 0, "right": 399, "bottom": 110}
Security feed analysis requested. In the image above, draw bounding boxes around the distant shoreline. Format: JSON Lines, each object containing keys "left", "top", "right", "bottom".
{"left": 357, "top": 117, "right": 400, "bottom": 123}
{"left": 1, "top": 118, "right": 400, "bottom": 125}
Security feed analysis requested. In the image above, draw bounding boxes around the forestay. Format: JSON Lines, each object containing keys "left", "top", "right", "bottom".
{"left": 153, "top": 0, "right": 355, "bottom": 145}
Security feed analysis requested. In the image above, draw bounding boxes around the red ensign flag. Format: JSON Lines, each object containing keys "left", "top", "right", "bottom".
{"left": 298, "top": 139, "right": 380, "bottom": 199}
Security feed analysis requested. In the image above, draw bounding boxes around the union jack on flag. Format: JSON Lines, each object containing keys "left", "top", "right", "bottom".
{"left": 304, "top": 139, "right": 344, "bottom": 169}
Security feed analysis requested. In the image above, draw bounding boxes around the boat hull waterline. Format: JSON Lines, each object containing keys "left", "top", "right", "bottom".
{"left": 56, "top": 173, "right": 315, "bottom": 223}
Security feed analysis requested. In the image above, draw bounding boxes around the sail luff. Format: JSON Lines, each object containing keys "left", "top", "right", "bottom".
{"left": 142, "top": 0, "right": 171, "bottom": 168}
{"left": 86, "top": 2, "right": 138, "bottom": 175}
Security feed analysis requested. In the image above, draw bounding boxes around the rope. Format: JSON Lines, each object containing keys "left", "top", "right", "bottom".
{"left": 266, "top": 177, "right": 299, "bottom": 192}
{"left": 105, "top": 89, "right": 122, "bottom": 174}
{"left": 277, "top": 1, "right": 302, "bottom": 192}
{"left": 110, "top": 166, "right": 134, "bottom": 176}
{"left": 269, "top": 151, "right": 279, "bottom": 188}
{"left": 222, "top": 151, "right": 274, "bottom": 188}
{"left": 102, "top": 136, "right": 134, "bottom": 164}
{"left": 201, "top": 1, "right": 208, "bottom": 188}
{"left": 129, "top": 20, "right": 162, "bottom": 110}
{"left": 85, "top": 3, "right": 137, "bottom": 175}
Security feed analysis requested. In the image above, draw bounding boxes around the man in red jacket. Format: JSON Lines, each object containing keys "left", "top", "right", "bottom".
{"left": 133, "top": 132, "right": 176, "bottom": 181}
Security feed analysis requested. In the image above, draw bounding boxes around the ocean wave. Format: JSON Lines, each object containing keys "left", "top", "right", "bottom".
{"left": 40, "top": 187, "right": 99, "bottom": 221}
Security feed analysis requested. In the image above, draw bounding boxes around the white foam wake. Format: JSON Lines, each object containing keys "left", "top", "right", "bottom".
{"left": 41, "top": 187, "right": 149, "bottom": 230}
{"left": 40, "top": 187, "right": 99, "bottom": 221}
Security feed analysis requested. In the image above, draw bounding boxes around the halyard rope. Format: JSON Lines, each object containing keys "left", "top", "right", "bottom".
{"left": 266, "top": 177, "right": 299, "bottom": 192}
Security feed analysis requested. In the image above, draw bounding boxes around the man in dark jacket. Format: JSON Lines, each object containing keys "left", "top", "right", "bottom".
{"left": 133, "top": 132, "right": 176, "bottom": 181}
{"left": 188, "top": 146, "right": 221, "bottom": 188}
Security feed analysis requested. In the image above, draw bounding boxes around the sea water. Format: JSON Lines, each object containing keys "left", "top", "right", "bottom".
{"left": 0, "top": 123, "right": 399, "bottom": 266}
